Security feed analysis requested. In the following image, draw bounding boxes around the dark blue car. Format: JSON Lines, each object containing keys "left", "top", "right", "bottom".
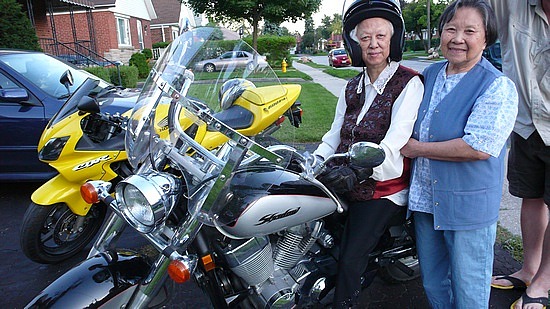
{"left": 0, "top": 50, "right": 136, "bottom": 181}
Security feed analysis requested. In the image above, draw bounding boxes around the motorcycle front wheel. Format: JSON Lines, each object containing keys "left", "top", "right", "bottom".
{"left": 20, "top": 202, "right": 107, "bottom": 264}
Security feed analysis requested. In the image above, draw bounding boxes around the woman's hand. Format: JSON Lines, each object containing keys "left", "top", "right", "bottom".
{"left": 400, "top": 138, "right": 421, "bottom": 159}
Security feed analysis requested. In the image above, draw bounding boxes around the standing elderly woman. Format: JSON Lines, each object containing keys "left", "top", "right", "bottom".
{"left": 313, "top": 0, "right": 424, "bottom": 307}
{"left": 401, "top": 0, "right": 518, "bottom": 308}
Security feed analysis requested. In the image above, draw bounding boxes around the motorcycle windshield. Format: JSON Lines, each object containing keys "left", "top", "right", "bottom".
{"left": 48, "top": 78, "right": 113, "bottom": 127}
{"left": 125, "top": 27, "right": 299, "bottom": 226}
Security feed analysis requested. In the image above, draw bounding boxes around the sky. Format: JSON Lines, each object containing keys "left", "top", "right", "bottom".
{"left": 281, "top": 0, "right": 344, "bottom": 35}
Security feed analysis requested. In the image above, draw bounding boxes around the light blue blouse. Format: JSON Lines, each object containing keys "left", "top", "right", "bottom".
{"left": 409, "top": 65, "right": 518, "bottom": 214}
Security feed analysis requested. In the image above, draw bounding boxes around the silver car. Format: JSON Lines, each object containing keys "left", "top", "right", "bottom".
{"left": 194, "top": 51, "right": 267, "bottom": 72}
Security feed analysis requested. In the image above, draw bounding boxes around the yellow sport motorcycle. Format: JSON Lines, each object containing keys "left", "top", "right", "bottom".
{"left": 19, "top": 37, "right": 303, "bottom": 264}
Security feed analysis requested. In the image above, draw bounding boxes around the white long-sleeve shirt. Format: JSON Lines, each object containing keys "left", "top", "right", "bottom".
{"left": 314, "top": 61, "right": 424, "bottom": 205}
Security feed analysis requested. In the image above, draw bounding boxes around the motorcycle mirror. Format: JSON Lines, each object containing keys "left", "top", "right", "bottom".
{"left": 59, "top": 70, "right": 74, "bottom": 95}
{"left": 348, "top": 142, "right": 385, "bottom": 168}
{"left": 77, "top": 96, "right": 100, "bottom": 114}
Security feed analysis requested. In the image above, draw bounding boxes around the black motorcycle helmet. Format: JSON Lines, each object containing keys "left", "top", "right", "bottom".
{"left": 342, "top": 0, "right": 405, "bottom": 66}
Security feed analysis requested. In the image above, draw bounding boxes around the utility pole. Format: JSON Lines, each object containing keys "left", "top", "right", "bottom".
{"left": 427, "top": 0, "right": 431, "bottom": 50}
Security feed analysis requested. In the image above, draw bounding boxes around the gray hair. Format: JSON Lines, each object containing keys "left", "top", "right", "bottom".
{"left": 350, "top": 18, "right": 394, "bottom": 43}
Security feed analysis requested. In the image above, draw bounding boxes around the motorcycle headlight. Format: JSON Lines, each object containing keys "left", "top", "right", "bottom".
{"left": 115, "top": 171, "right": 180, "bottom": 233}
{"left": 39, "top": 136, "right": 69, "bottom": 161}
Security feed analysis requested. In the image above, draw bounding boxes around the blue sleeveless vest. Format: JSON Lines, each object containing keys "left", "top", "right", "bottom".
{"left": 412, "top": 58, "right": 506, "bottom": 230}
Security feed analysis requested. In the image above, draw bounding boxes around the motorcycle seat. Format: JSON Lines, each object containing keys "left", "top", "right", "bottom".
{"left": 212, "top": 105, "right": 254, "bottom": 130}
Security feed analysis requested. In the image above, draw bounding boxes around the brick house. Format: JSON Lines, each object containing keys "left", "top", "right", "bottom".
{"left": 19, "top": 0, "right": 157, "bottom": 65}
{"left": 150, "top": 0, "right": 204, "bottom": 45}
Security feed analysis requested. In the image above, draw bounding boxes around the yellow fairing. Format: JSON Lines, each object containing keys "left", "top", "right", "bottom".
{"left": 33, "top": 84, "right": 301, "bottom": 214}
{"left": 199, "top": 84, "right": 302, "bottom": 149}
{"left": 33, "top": 110, "right": 127, "bottom": 215}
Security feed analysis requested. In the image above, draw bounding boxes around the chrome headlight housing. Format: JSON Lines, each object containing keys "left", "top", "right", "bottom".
{"left": 115, "top": 171, "right": 181, "bottom": 233}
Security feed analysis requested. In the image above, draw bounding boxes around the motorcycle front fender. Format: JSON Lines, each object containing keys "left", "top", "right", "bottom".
{"left": 26, "top": 250, "right": 151, "bottom": 308}
{"left": 31, "top": 174, "right": 93, "bottom": 216}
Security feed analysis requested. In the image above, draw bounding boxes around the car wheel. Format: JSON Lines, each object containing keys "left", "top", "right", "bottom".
{"left": 204, "top": 63, "right": 215, "bottom": 73}
{"left": 20, "top": 202, "right": 107, "bottom": 264}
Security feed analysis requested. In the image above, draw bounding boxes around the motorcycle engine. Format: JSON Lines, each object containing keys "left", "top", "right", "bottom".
{"left": 218, "top": 221, "right": 323, "bottom": 308}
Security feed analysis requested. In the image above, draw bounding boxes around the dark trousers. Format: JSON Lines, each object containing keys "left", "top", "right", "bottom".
{"left": 333, "top": 198, "right": 402, "bottom": 308}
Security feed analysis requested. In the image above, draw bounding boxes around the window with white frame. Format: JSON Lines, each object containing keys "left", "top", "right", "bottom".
{"left": 136, "top": 20, "right": 144, "bottom": 49}
{"left": 116, "top": 16, "right": 131, "bottom": 46}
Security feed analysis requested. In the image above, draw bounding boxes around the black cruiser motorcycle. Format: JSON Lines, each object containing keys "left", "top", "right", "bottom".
{"left": 26, "top": 27, "right": 418, "bottom": 308}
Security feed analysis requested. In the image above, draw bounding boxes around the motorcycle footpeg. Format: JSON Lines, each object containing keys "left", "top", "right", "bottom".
{"left": 392, "top": 259, "right": 415, "bottom": 277}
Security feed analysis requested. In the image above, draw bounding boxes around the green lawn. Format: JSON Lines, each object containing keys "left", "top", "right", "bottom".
{"left": 272, "top": 82, "right": 337, "bottom": 143}
{"left": 186, "top": 81, "right": 336, "bottom": 144}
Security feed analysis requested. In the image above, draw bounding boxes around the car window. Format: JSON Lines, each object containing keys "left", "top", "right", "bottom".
{"left": 334, "top": 49, "right": 346, "bottom": 55}
{"left": 0, "top": 53, "right": 101, "bottom": 99}
{"left": 220, "top": 52, "right": 234, "bottom": 59}
{"left": 0, "top": 71, "right": 19, "bottom": 89}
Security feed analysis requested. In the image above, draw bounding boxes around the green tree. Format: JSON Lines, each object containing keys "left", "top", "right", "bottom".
{"left": 0, "top": 0, "right": 40, "bottom": 50}
{"left": 181, "top": 0, "right": 321, "bottom": 51}
{"left": 402, "top": 0, "right": 449, "bottom": 50}
{"left": 330, "top": 13, "right": 342, "bottom": 36}
{"left": 301, "top": 16, "right": 315, "bottom": 52}
{"left": 319, "top": 15, "right": 333, "bottom": 39}
{"left": 262, "top": 21, "right": 290, "bottom": 36}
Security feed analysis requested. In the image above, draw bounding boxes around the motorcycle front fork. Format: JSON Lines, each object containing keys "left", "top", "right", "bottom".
{"left": 88, "top": 212, "right": 171, "bottom": 308}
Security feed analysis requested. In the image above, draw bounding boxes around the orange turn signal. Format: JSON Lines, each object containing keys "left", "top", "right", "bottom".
{"left": 201, "top": 254, "right": 216, "bottom": 272}
{"left": 168, "top": 259, "right": 191, "bottom": 283}
{"left": 80, "top": 182, "right": 99, "bottom": 204}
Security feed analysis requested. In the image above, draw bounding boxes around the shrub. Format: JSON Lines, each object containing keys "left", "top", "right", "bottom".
{"left": 141, "top": 48, "right": 153, "bottom": 60}
{"left": 244, "top": 36, "right": 296, "bottom": 69}
{"left": 129, "top": 52, "right": 149, "bottom": 78}
{"left": 152, "top": 41, "right": 170, "bottom": 49}
{"left": 108, "top": 65, "right": 138, "bottom": 88}
{"left": 0, "top": 0, "right": 41, "bottom": 51}
{"left": 84, "top": 66, "right": 110, "bottom": 81}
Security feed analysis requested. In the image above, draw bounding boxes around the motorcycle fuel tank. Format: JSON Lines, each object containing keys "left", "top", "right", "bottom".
{"left": 214, "top": 168, "right": 338, "bottom": 238}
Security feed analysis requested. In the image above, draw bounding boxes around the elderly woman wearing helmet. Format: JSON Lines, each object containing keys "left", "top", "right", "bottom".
{"left": 312, "top": 0, "right": 424, "bottom": 307}
{"left": 400, "top": 0, "right": 518, "bottom": 307}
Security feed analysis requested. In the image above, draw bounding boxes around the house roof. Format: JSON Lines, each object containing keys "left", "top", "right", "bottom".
{"left": 151, "top": 0, "right": 181, "bottom": 25}
{"left": 57, "top": 0, "right": 95, "bottom": 8}
{"left": 89, "top": 0, "right": 116, "bottom": 6}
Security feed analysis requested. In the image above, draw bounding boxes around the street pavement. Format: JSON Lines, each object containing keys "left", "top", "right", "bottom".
{"left": 1, "top": 57, "right": 525, "bottom": 308}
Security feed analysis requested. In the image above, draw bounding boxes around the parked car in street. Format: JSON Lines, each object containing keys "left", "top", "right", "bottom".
{"left": 328, "top": 48, "right": 351, "bottom": 68}
{"left": 483, "top": 41, "right": 502, "bottom": 71}
{"left": 194, "top": 51, "right": 267, "bottom": 72}
{"left": 0, "top": 50, "right": 137, "bottom": 181}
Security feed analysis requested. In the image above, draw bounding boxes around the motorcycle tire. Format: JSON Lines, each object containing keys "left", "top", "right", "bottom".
{"left": 20, "top": 202, "right": 107, "bottom": 264}
{"left": 377, "top": 255, "right": 421, "bottom": 283}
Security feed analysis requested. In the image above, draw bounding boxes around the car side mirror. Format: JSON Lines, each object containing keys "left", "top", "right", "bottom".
{"left": 59, "top": 70, "right": 74, "bottom": 95}
{"left": 77, "top": 95, "right": 100, "bottom": 114}
{"left": 0, "top": 88, "right": 29, "bottom": 103}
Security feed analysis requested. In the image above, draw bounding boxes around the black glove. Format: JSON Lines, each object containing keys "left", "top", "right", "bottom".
{"left": 350, "top": 165, "right": 373, "bottom": 183}
{"left": 318, "top": 166, "right": 357, "bottom": 194}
